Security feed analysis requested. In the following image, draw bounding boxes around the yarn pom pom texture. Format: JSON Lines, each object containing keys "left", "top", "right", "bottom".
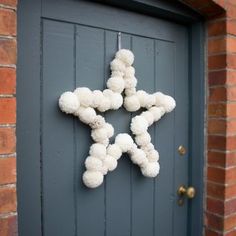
{"left": 59, "top": 49, "right": 176, "bottom": 188}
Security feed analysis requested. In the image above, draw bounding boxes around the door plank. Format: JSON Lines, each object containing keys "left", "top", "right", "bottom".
{"left": 105, "top": 31, "right": 133, "bottom": 236}
{"left": 131, "top": 36, "right": 155, "bottom": 236}
{"left": 42, "top": 20, "right": 76, "bottom": 236}
{"left": 154, "top": 40, "right": 175, "bottom": 236}
{"left": 75, "top": 25, "right": 106, "bottom": 236}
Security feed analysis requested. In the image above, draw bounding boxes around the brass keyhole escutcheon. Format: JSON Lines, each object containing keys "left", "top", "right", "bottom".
{"left": 177, "top": 185, "right": 196, "bottom": 206}
{"left": 178, "top": 145, "right": 186, "bottom": 155}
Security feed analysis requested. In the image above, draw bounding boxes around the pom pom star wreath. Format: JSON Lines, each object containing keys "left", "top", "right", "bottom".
{"left": 59, "top": 49, "right": 176, "bottom": 188}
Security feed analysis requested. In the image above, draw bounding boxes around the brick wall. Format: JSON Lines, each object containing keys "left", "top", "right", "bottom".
{"left": 181, "top": 0, "right": 236, "bottom": 235}
{"left": 0, "top": 0, "right": 17, "bottom": 236}
{"left": 0, "top": 0, "right": 236, "bottom": 235}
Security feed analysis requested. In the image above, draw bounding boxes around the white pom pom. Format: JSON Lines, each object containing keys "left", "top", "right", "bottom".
{"left": 141, "top": 111, "right": 154, "bottom": 126}
{"left": 74, "top": 87, "right": 93, "bottom": 107}
{"left": 101, "top": 138, "right": 109, "bottom": 147}
{"left": 163, "top": 95, "right": 176, "bottom": 113}
{"left": 104, "top": 123, "right": 114, "bottom": 138}
{"left": 124, "top": 66, "right": 135, "bottom": 77}
{"left": 92, "top": 90, "right": 104, "bottom": 108}
{"left": 149, "top": 107, "right": 163, "bottom": 122}
{"left": 115, "top": 133, "right": 134, "bottom": 152}
{"left": 125, "top": 88, "right": 136, "bottom": 96}
{"left": 146, "top": 149, "right": 159, "bottom": 162}
{"left": 107, "top": 76, "right": 125, "bottom": 93}
{"left": 103, "top": 89, "right": 123, "bottom": 110}
{"left": 97, "top": 96, "right": 111, "bottom": 112}
{"left": 141, "top": 162, "right": 160, "bottom": 177}
{"left": 90, "top": 115, "right": 105, "bottom": 129}
{"left": 83, "top": 170, "right": 104, "bottom": 188}
{"left": 130, "top": 116, "right": 148, "bottom": 135}
{"left": 124, "top": 77, "right": 137, "bottom": 89}
{"left": 107, "top": 144, "right": 122, "bottom": 160}
{"left": 135, "top": 132, "right": 151, "bottom": 147}
{"left": 136, "top": 90, "right": 155, "bottom": 108}
{"left": 155, "top": 92, "right": 176, "bottom": 112}
{"left": 91, "top": 128, "right": 108, "bottom": 143}
{"left": 136, "top": 90, "right": 148, "bottom": 107}
{"left": 85, "top": 156, "right": 103, "bottom": 171}
{"left": 77, "top": 107, "right": 96, "bottom": 124}
{"left": 89, "top": 143, "right": 106, "bottom": 160}
{"left": 116, "top": 49, "right": 134, "bottom": 66}
{"left": 143, "top": 143, "right": 155, "bottom": 153}
{"left": 110, "top": 93, "right": 123, "bottom": 110}
{"left": 130, "top": 149, "right": 147, "bottom": 166}
{"left": 59, "top": 91, "right": 80, "bottom": 114}
{"left": 110, "top": 58, "right": 126, "bottom": 73}
{"left": 103, "top": 155, "right": 118, "bottom": 171}
{"left": 124, "top": 95, "right": 140, "bottom": 112}
{"left": 111, "top": 71, "right": 124, "bottom": 77}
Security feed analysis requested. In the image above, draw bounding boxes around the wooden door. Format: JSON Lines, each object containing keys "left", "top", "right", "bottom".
{"left": 17, "top": 0, "right": 204, "bottom": 235}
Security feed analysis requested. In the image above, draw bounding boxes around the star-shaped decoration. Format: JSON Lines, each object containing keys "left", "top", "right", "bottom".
{"left": 59, "top": 49, "right": 176, "bottom": 188}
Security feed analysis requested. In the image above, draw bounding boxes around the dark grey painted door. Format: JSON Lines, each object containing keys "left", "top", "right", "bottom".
{"left": 18, "top": 0, "right": 193, "bottom": 235}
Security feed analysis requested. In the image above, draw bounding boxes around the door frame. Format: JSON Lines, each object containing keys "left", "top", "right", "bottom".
{"left": 17, "top": 1, "right": 205, "bottom": 235}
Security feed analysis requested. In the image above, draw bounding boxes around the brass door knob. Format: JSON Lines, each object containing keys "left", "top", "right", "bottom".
{"left": 177, "top": 185, "right": 196, "bottom": 199}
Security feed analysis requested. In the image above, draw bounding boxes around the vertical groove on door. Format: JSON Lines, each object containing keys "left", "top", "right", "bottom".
{"left": 153, "top": 39, "right": 157, "bottom": 236}
{"left": 40, "top": 19, "right": 44, "bottom": 236}
{"left": 103, "top": 29, "right": 107, "bottom": 236}
{"left": 73, "top": 24, "right": 78, "bottom": 236}
{"left": 130, "top": 35, "right": 133, "bottom": 236}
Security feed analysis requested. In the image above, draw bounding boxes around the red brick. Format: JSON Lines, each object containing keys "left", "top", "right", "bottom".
{"left": 209, "top": 87, "right": 227, "bottom": 102}
{"left": 205, "top": 212, "right": 224, "bottom": 231}
{"left": 0, "top": 157, "right": 16, "bottom": 184}
{"left": 0, "top": 68, "right": 15, "bottom": 94}
{"left": 208, "top": 119, "right": 226, "bottom": 134}
{"left": 208, "top": 19, "right": 226, "bottom": 36}
{"left": 0, "top": 39, "right": 16, "bottom": 65}
{"left": 227, "top": 37, "right": 236, "bottom": 53}
{"left": 0, "top": 98, "right": 16, "bottom": 124}
{"left": 209, "top": 70, "right": 227, "bottom": 86}
{"left": 225, "top": 183, "right": 236, "bottom": 199}
{"left": 208, "top": 37, "right": 226, "bottom": 54}
{"left": 209, "top": 54, "right": 227, "bottom": 70}
{"left": 207, "top": 181, "right": 225, "bottom": 199}
{"left": 208, "top": 135, "right": 226, "bottom": 150}
{"left": 205, "top": 228, "right": 221, "bottom": 236}
{"left": 0, "top": 8, "right": 16, "bottom": 36}
{"left": 207, "top": 166, "right": 225, "bottom": 183}
{"left": 226, "top": 135, "right": 236, "bottom": 150}
{"left": 224, "top": 214, "right": 236, "bottom": 231}
{"left": 226, "top": 3, "right": 236, "bottom": 18}
{"left": 0, "top": 128, "right": 15, "bottom": 154}
{"left": 228, "top": 54, "right": 236, "bottom": 69}
{"left": 225, "top": 198, "right": 236, "bottom": 215}
{"left": 227, "top": 119, "right": 236, "bottom": 135}
{"left": 208, "top": 150, "right": 226, "bottom": 167}
{"left": 225, "top": 166, "right": 236, "bottom": 184}
{"left": 0, "top": 186, "right": 16, "bottom": 214}
{"left": 0, "top": 0, "right": 17, "bottom": 7}
{"left": 227, "top": 103, "right": 236, "bottom": 118}
{"left": 225, "top": 229, "right": 236, "bottom": 236}
{"left": 225, "top": 151, "right": 236, "bottom": 167}
{"left": 227, "top": 20, "right": 236, "bottom": 36}
{"left": 207, "top": 197, "right": 224, "bottom": 215}
{"left": 0, "top": 215, "right": 17, "bottom": 236}
{"left": 208, "top": 103, "right": 226, "bottom": 117}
